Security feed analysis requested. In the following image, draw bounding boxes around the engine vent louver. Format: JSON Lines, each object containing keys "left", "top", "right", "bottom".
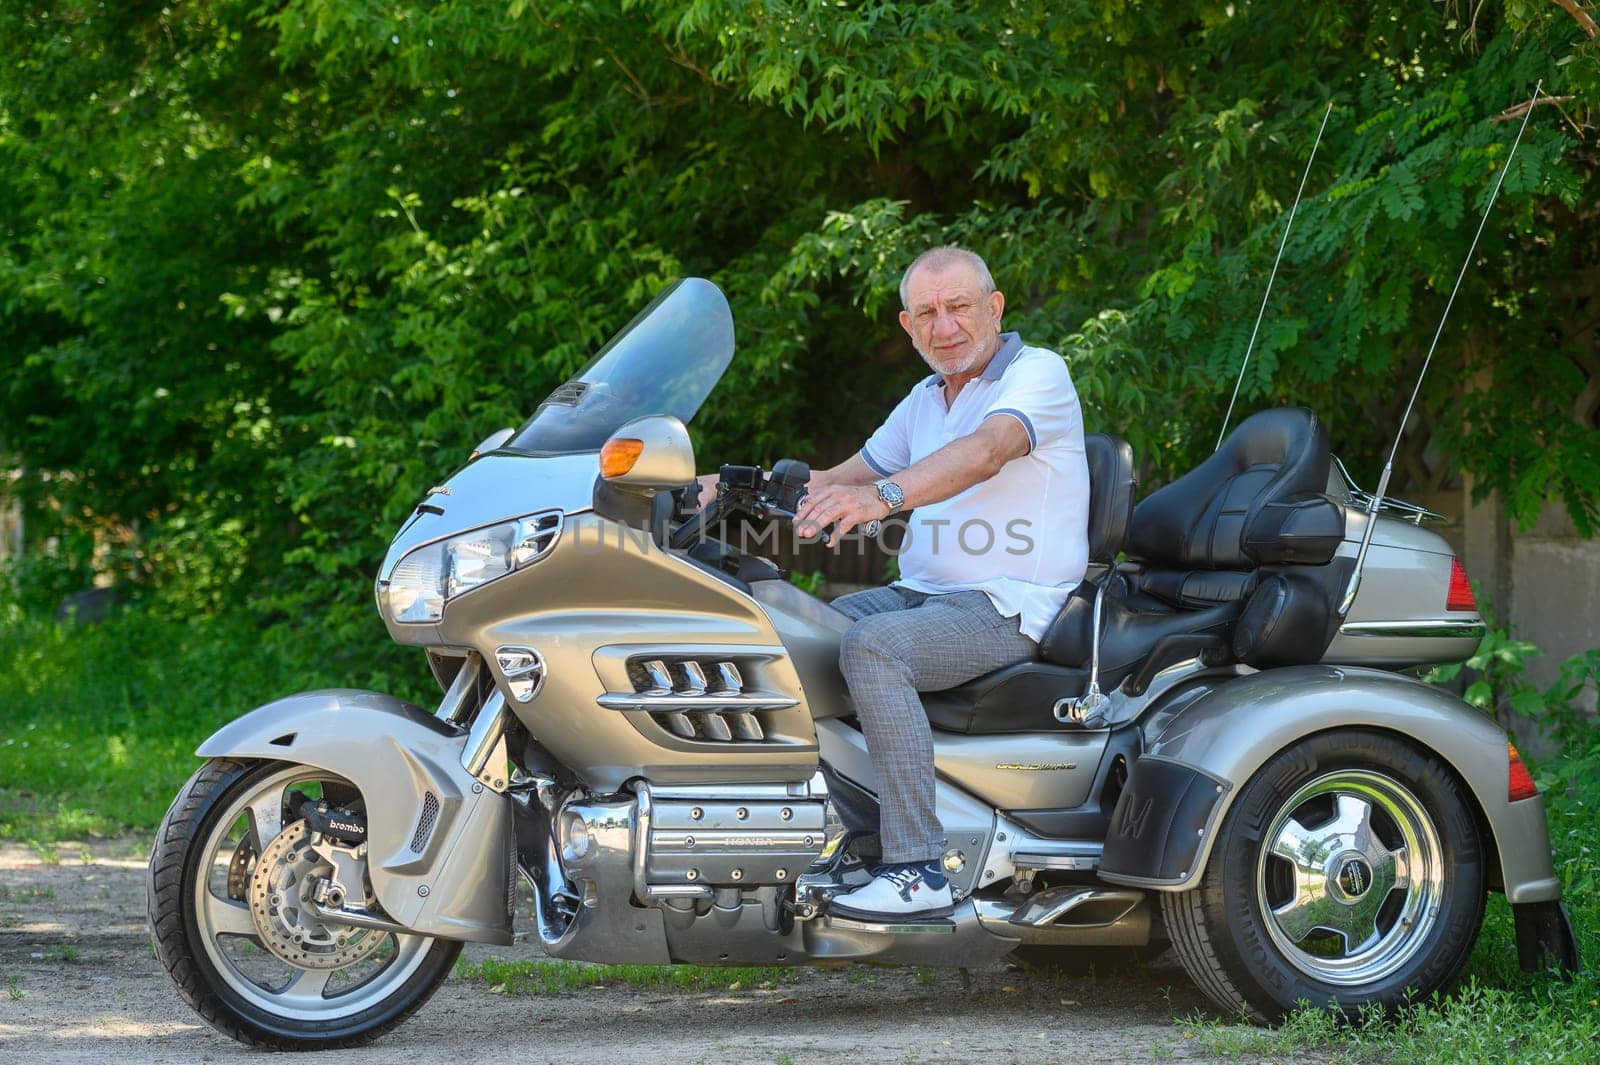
{"left": 410, "top": 791, "right": 440, "bottom": 853}
{"left": 624, "top": 657, "right": 773, "bottom": 743}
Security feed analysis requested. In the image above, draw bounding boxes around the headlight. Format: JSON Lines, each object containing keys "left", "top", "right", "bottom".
{"left": 378, "top": 510, "right": 562, "bottom": 624}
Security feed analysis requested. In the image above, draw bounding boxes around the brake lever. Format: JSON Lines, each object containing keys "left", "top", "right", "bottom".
{"left": 752, "top": 500, "right": 797, "bottom": 523}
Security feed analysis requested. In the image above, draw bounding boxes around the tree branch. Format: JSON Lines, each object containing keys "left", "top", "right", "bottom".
{"left": 1550, "top": 0, "right": 1599, "bottom": 38}
{"left": 1489, "top": 94, "right": 1576, "bottom": 122}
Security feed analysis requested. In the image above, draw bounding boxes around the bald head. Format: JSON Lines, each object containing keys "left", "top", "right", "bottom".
{"left": 899, "top": 246, "right": 996, "bottom": 311}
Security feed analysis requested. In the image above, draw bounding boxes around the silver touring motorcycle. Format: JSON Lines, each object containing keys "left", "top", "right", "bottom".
{"left": 150, "top": 278, "right": 1578, "bottom": 1048}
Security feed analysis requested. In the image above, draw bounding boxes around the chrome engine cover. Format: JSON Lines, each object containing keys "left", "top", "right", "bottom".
{"left": 643, "top": 786, "right": 829, "bottom": 890}
{"left": 526, "top": 777, "right": 1101, "bottom": 968}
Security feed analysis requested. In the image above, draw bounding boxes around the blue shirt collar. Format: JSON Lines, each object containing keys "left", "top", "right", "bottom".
{"left": 922, "top": 332, "right": 1023, "bottom": 389}
{"left": 980, "top": 332, "right": 1024, "bottom": 381}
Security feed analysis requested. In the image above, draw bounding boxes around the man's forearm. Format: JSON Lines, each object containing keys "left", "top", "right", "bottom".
{"left": 812, "top": 452, "right": 880, "bottom": 490}
{"left": 892, "top": 431, "right": 1013, "bottom": 511}
{"left": 791, "top": 419, "right": 1025, "bottom": 539}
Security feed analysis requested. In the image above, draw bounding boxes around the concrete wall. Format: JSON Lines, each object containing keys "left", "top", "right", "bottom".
{"left": 1413, "top": 479, "right": 1600, "bottom": 753}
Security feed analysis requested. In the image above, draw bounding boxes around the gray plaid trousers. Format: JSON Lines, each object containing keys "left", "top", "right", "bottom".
{"left": 830, "top": 585, "right": 1038, "bottom": 863}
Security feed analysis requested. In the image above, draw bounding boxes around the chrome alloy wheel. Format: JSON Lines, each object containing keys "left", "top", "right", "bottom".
{"left": 1255, "top": 769, "right": 1445, "bottom": 986}
{"left": 190, "top": 764, "right": 432, "bottom": 1021}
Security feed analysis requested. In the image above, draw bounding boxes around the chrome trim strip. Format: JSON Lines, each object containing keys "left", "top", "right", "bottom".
{"left": 436, "top": 653, "right": 482, "bottom": 725}
{"left": 1012, "top": 847, "right": 1101, "bottom": 872}
{"left": 631, "top": 780, "right": 652, "bottom": 906}
{"left": 1338, "top": 621, "right": 1487, "bottom": 639}
{"left": 642, "top": 883, "right": 713, "bottom": 900}
{"left": 462, "top": 690, "right": 512, "bottom": 791}
{"left": 596, "top": 692, "right": 799, "bottom": 711}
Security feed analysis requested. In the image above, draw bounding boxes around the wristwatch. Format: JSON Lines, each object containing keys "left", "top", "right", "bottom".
{"left": 873, "top": 479, "right": 906, "bottom": 516}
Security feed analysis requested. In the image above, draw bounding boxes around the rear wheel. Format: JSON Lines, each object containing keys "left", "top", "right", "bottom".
{"left": 1162, "top": 730, "right": 1484, "bottom": 1022}
{"left": 148, "top": 759, "right": 461, "bottom": 1048}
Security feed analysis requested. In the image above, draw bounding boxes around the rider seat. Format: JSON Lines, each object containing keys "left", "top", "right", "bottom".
{"left": 923, "top": 409, "right": 1347, "bottom": 734}
{"left": 921, "top": 432, "right": 1132, "bottom": 733}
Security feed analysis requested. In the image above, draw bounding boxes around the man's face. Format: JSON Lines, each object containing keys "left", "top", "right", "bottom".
{"left": 898, "top": 263, "right": 1006, "bottom": 377}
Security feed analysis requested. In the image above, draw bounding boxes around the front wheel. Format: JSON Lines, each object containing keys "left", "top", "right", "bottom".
{"left": 1162, "top": 729, "right": 1484, "bottom": 1022}
{"left": 148, "top": 759, "right": 461, "bottom": 1048}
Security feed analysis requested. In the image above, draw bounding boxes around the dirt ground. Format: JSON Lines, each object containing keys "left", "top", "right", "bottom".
{"left": 0, "top": 837, "right": 1274, "bottom": 1064}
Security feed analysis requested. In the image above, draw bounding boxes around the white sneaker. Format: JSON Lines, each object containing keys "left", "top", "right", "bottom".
{"left": 827, "top": 862, "right": 954, "bottom": 921}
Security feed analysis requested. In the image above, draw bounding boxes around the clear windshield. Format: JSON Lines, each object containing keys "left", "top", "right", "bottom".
{"left": 505, "top": 278, "right": 735, "bottom": 454}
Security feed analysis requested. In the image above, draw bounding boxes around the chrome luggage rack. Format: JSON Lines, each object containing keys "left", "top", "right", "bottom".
{"left": 1334, "top": 457, "right": 1448, "bottom": 526}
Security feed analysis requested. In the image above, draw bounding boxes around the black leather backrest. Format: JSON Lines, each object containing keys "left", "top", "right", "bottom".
{"left": 1127, "top": 408, "right": 1330, "bottom": 570}
{"left": 1085, "top": 432, "right": 1136, "bottom": 564}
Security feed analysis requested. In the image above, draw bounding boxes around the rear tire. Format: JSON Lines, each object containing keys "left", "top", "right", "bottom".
{"left": 148, "top": 759, "right": 462, "bottom": 1048}
{"left": 1161, "top": 730, "right": 1484, "bottom": 1022}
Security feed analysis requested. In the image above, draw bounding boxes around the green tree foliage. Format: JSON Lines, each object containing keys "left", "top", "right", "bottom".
{"left": 2, "top": 1, "right": 1596, "bottom": 611}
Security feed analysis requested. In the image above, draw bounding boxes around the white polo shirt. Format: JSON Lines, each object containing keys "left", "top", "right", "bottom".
{"left": 860, "top": 332, "right": 1090, "bottom": 642}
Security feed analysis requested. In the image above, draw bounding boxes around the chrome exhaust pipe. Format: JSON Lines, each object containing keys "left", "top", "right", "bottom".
{"left": 1008, "top": 886, "right": 1144, "bottom": 929}
{"left": 972, "top": 887, "right": 1152, "bottom": 948}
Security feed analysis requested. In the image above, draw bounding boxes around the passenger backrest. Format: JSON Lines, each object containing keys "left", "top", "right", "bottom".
{"left": 1084, "top": 433, "right": 1136, "bottom": 564}
{"left": 1127, "top": 408, "right": 1331, "bottom": 570}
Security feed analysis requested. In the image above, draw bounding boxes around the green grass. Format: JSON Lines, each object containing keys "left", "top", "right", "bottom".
{"left": 452, "top": 957, "right": 793, "bottom": 996}
{"left": 0, "top": 607, "right": 429, "bottom": 840}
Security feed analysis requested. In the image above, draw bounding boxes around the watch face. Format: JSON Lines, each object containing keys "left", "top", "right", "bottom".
{"left": 878, "top": 481, "right": 904, "bottom": 508}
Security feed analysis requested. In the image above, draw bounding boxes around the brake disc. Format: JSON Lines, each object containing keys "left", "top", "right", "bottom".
{"left": 226, "top": 837, "right": 255, "bottom": 901}
{"left": 247, "top": 819, "right": 389, "bottom": 970}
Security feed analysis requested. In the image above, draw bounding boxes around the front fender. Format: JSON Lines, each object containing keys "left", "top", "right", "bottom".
{"left": 1098, "top": 666, "right": 1562, "bottom": 904}
{"left": 196, "top": 689, "right": 513, "bottom": 945}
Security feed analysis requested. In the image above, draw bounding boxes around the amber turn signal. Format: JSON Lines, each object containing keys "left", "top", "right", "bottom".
{"left": 600, "top": 437, "right": 646, "bottom": 478}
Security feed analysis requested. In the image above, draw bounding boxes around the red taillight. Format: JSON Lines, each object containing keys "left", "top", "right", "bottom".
{"left": 1508, "top": 742, "right": 1539, "bottom": 802}
{"left": 1446, "top": 557, "right": 1477, "bottom": 612}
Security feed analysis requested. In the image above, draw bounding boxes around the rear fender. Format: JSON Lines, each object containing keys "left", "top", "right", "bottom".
{"left": 1098, "top": 665, "right": 1562, "bottom": 904}
{"left": 196, "top": 689, "right": 513, "bottom": 945}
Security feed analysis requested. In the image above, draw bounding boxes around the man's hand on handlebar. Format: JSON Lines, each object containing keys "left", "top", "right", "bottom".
{"left": 695, "top": 473, "right": 719, "bottom": 509}
{"left": 794, "top": 483, "right": 890, "bottom": 543}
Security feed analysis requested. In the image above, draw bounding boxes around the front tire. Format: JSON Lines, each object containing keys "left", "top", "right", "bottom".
{"left": 1162, "top": 729, "right": 1484, "bottom": 1022}
{"left": 148, "top": 759, "right": 462, "bottom": 1049}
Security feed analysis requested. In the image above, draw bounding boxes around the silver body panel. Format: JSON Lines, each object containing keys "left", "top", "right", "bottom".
{"left": 441, "top": 511, "right": 821, "bottom": 791}
{"left": 1102, "top": 665, "right": 1560, "bottom": 902}
{"left": 1322, "top": 510, "right": 1484, "bottom": 667}
{"left": 195, "top": 689, "right": 514, "bottom": 944}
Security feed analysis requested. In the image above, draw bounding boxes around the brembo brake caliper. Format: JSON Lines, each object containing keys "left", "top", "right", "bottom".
{"left": 288, "top": 795, "right": 370, "bottom": 910}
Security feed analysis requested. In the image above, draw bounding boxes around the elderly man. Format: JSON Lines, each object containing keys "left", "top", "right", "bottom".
{"left": 793, "top": 246, "right": 1090, "bottom": 920}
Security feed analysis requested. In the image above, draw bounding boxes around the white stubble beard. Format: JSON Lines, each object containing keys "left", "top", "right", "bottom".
{"left": 912, "top": 331, "right": 997, "bottom": 377}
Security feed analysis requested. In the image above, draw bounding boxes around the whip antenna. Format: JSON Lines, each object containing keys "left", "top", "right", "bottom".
{"left": 1337, "top": 81, "right": 1542, "bottom": 617}
{"left": 1217, "top": 100, "right": 1335, "bottom": 450}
